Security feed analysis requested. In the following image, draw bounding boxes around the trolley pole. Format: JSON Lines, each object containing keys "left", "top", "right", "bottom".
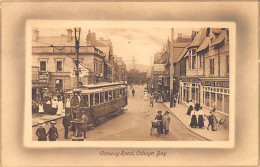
{"left": 74, "top": 28, "right": 81, "bottom": 88}
{"left": 170, "top": 28, "right": 174, "bottom": 108}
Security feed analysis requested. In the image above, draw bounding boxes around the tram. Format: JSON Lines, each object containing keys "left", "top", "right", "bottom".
{"left": 65, "top": 82, "right": 128, "bottom": 126}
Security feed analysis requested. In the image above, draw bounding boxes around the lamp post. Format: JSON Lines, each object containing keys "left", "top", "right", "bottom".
{"left": 70, "top": 28, "right": 84, "bottom": 141}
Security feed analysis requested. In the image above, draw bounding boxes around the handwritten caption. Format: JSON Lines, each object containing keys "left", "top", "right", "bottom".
{"left": 99, "top": 150, "right": 167, "bottom": 157}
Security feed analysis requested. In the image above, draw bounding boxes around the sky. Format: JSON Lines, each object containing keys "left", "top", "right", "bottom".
{"left": 37, "top": 28, "right": 198, "bottom": 66}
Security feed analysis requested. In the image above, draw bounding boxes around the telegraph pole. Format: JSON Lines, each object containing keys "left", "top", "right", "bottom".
{"left": 170, "top": 28, "right": 174, "bottom": 108}
{"left": 74, "top": 28, "right": 81, "bottom": 88}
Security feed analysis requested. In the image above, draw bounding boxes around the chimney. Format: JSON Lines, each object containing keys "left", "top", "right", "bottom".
{"left": 67, "top": 29, "right": 72, "bottom": 42}
{"left": 32, "top": 29, "right": 39, "bottom": 41}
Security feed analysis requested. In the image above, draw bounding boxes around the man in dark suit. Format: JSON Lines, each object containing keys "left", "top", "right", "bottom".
{"left": 62, "top": 114, "right": 71, "bottom": 139}
{"left": 47, "top": 121, "right": 59, "bottom": 141}
{"left": 36, "top": 121, "right": 47, "bottom": 141}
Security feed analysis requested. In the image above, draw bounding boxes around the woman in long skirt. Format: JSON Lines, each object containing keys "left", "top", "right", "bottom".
{"left": 38, "top": 102, "right": 44, "bottom": 117}
{"left": 197, "top": 107, "right": 205, "bottom": 128}
{"left": 186, "top": 100, "right": 194, "bottom": 115}
{"left": 56, "top": 100, "right": 63, "bottom": 115}
{"left": 190, "top": 109, "right": 198, "bottom": 128}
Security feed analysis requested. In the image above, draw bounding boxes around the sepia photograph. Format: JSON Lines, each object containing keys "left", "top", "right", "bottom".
{"left": 27, "top": 22, "right": 234, "bottom": 145}
{"left": 2, "top": 1, "right": 258, "bottom": 167}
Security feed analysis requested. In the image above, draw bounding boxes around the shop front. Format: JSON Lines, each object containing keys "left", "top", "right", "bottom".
{"left": 179, "top": 77, "right": 200, "bottom": 104}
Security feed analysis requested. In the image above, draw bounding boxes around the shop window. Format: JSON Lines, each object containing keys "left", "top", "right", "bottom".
{"left": 105, "top": 91, "right": 108, "bottom": 102}
{"left": 205, "top": 92, "right": 210, "bottom": 107}
{"left": 224, "top": 95, "right": 229, "bottom": 114}
{"left": 94, "top": 93, "right": 100, "bottom": 105}
{"left": 56, "top": 61, "right": 63, "bottom": 72}
{"left": 217, "top": 94, "right": 223, "bottom": 111}
{"left": 210, "top": 59, "right": 214, "bottom": 74}
{"left": 211, "top": 92, "right": 216, "bottom": 108}
{"left": 40, "top": 61, "right": 46, "bottom": 71}
{"left": 192, "top": 88, "right": 196, "bottom": 101}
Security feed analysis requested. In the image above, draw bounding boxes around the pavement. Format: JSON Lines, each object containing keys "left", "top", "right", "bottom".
{"left": 163, "top": 102, "right": 229, "bottom": 141}
{"left": 32, "top": 112, "right": 65, "bottom": 127}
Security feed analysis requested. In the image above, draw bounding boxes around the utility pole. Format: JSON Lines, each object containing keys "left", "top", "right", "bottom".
{"left": 170, "top": 28, "right": 174, "bottom": 108}
{"left": 74, "top": 28, "right": 81, "bottom": 88}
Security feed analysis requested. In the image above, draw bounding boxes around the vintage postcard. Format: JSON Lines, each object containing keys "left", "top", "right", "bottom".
{"left": 24, "top": 20, "right": 235, "bottom": 148}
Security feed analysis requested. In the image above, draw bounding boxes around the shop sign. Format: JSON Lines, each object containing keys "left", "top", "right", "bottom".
{"left": 201, "top": 80, "right": 229, "bottom": 88}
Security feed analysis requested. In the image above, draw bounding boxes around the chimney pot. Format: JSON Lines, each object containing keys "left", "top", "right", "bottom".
{"left": 67, "top": 29, "right": 73, "bottom": 42}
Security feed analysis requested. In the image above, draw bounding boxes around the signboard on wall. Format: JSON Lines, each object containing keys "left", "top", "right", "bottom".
{"left": 153, "top": 64, "right": 165, "bottom": 72}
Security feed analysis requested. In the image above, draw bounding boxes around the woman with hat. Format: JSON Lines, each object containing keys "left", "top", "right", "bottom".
{"left": 36, "top": 120, "right": 47, "bottom": 141}
{"left": 155, "top": 111, "right": 163, "bottom": 134}
{"left": 197, "top": 106, "right": 205, "bottom": 128}
{"left": 162, "top": 111, "right": 171, "bottom": 134}
{"left": 47, "top": 121, "right": 59, "bottom": 141}
{"left": 187, "top": 100, "right": 194, "bottom": 115}
{"left": 207, "top": 108, "right": 218, "bottom": 131}
{"left": 190, "top": 104, "right": 198, "bottom": 128}
{"left": 38, "top": 102, "right": 44, "bottom": 117}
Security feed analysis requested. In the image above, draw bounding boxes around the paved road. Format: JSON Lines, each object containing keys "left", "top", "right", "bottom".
{"left": 32, "top": 85, "right": 205, "bottom": 141}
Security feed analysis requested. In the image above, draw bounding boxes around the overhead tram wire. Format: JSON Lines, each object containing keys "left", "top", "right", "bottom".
{"left": 34, "top": 40, "right": 99, "bottom": 78}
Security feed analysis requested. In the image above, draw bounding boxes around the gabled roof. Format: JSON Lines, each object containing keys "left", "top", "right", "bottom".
{"left": 212, "top": 30, "right": 226, "bottom": 46}
{"left": 197, "top": 37, "right": 210, "bottom": 53}
{"left": 32, "top": 36, "right": 89, "bottom": 47}
{"left": 188, "top": 28, "right": 207, "bottom": 48}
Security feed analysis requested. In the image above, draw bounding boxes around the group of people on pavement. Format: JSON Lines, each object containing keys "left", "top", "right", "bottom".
{"left": 187, "top": 100, "right": 218, "bottom": 131}
{"left": 154, "top": 110, "right": 171, "bottom": 135}
{"left": 36, "top": 121, "right": 59, "bottom": 141}
{"left": 36, "top": 112, "right": 89, "bottom": 141}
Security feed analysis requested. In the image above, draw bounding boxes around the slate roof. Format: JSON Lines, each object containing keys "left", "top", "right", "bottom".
{"left": 32, "top": 36, "right": 89, "bottom": 47}
{"left": 188, "top": 28, "right": 207, "bottom": 48}
{"left": 176, "top": 47, "right": 189, "bottom": 62}
{"left": 212, "top": 30, "right": 226, "bottom": 46}
{"left": 197, "top": 37, "right": 210, "bottom": 53}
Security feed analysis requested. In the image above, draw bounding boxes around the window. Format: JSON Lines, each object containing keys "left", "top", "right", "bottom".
{"left": 200, "top": 53, "right": 204, "bottom": 68}
{"left": 226, "top": 56, "right": 229, "bottom": 74}
{"left": 100, "top": 92, "right": 104, "bottom": 103}
{"left": 192, "top": 55, "right": 196, "bottom": 69}
{"left": 210, "top": 59, "right": 214, "bottom": 74}
{"left": 40, "top": 61, "right": 46, "bottom": 71}
{"left": 109, "top": 91, "right": 113, "bottom": 101}
{"left": 94, "top": 93, "right": 100, "bottom": 105}
{"left": 90, "top": 94, "right": 94, "bottom": 106}
{"left": 83, "top": 95, "right": 89, "bottom": 107}
{"left": 105, "top": 91, "right": 108, "bottom": 102}
{"left": 113, "top": 90, "right": 116, "bottom": 99}
{"left": 56, "top": 61, "right": 62, "bottom": 71}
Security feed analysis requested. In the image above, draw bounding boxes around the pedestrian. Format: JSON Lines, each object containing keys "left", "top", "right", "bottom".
{"left": 186, "top": 100, "right": 194, "bottom": 115}
{"left": 150, "top": 95, "right": 154, "bottom": 107}
{"left": 197, "top": 106, "right": 205, "bottom": 128}
{"left": 173, "top": 95, "right": 177, "bottom": 107}
{"left": 144, "top": 92, "right": 148, "bottom": 101}
{"left": 57, "top": 93, "right": 61, "bottom": 101}
{"left": 47, "top": 121, "right": 59, "bottom": 141}
{"left": 81, "top": 113, "right": 89, "bottom": 138}
{"left": 132, "top": 88, "right": 135, "bottom": 97}
{"left": 51, "top": 98, "right": 58, "bottom": 115}
{"left": 162, "top": 111, "right": 171, "bottom": 135}
{"left": 65, "top": 98, "right": 70, "bottom": 115}
{"left": 56, "top": 100, "right": 63, "bottom": 115}
{"left": 35, "top": 120, "right": 47, "bottom": 141}
{"left": 207, "top": 108, "right": 218, "bottom": 131}
{"left": 155, "top": 111, "right": 163, "bottom": 134}
{"left": 38, "top": 102, "right": 44, "bottom": 117}
{"left": 190, "top": 107, "right": 198, "bottom": 128}
{"left": 62, "top": 114, "right": 71, "bottom": 139}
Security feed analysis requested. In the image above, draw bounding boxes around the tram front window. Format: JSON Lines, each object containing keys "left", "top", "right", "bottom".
{"left": 90, "top": 94, "right": 94, "bottom": 106}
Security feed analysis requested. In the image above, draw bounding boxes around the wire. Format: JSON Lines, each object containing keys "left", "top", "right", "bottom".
{"left": 33, "top": 40, "right": 99, "bottom": 78}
